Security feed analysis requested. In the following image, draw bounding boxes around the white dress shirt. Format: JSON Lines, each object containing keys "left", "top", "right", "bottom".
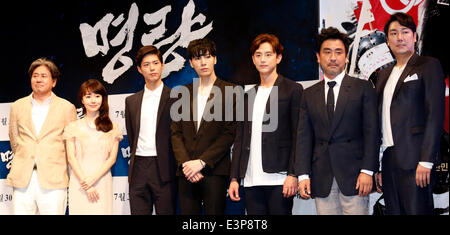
{"left": 136, "top": 83, "right": 163, "bottom": 157}
{"left": 31, "top": 92, "right": 52, "bottom": 135}
{"left": 381, "top": 65, "right": 432, "bottom": 169}
{"left": 323, "top": 71, "right": 345, "bottom": 109}
{"left": 381, "top": 65, "right": 405, "bottom": 151}
{"left": 31, "top": 92, "right": 52, "bottom": 166}
{"left": 243, "top": 86, "right": 287, "bottom": 187}
{"left": 196, "top": 82, "right": 213, "bottom": 131}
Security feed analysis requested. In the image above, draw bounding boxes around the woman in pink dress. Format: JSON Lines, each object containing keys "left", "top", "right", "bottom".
{"left": 63, "top": 79, "right": 122, "bottom": 214}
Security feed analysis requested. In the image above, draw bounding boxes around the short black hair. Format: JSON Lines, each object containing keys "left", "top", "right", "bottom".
{"left": 135, "top": 45, "right": 163, "bottom": 67}
{"left": 384, "top": 12, "right": 417, "bottom": 37}
{"left": 28, "top": 57, "right": 61, "bottom": 81}
{"left": 186, "top": 38, "right": 216, "bottom": 59}
{"left": 316, "top": 27, "right": 351, "bottom": 54}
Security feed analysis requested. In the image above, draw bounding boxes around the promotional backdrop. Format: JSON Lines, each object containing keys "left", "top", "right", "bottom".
{"left": 0, "top": 0, "right": 448, "bottom": 215}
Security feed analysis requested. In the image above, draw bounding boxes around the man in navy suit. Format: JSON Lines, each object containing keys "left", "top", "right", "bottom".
{"left": 296, "top": 27, "right": 379, "bottom": 215}
{"left": 375, "top": 13, "right": 445, "bottom": 215}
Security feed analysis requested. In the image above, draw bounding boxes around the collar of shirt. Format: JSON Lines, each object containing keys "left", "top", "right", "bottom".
{"left": 196, "top": 79, "right": 215, "bottom": 97}
{"left": 323, "top": 70, "right": 345, "bottom": 88}
{"left": 143, "top": 82, "right": 163, "bottom": 98}
{"left": 30, "top": 92, "right": 53, "bottom": 107}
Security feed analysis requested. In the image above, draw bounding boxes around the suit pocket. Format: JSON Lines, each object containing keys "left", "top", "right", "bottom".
{"left": 411, "top": 126, "right": 424, "bottom": 134}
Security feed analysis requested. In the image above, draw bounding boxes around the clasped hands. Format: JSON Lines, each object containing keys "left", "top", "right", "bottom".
{"left": 80, "top": 176, "right": 100, "bottom": 203}
{"left": 183, "top": 159, "right": 206, "bottom": 183}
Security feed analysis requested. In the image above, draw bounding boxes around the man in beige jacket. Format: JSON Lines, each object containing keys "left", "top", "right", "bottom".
{"left": 7, "top": 58, "right": 77, "bottom": 215}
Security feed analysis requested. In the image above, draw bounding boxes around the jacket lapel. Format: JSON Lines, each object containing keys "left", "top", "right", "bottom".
{"left": 133, "top": 90, "right": 145, "bottom": 140}
{"left": 196, "top": 79, "right": 223, "bottom": 134}
{"left": 156, "top": 85, "right": 170, "bottom": 130}
{"left": 393, "top": 54, "right": 418, "bottom": 98}
{"left": 329, "top": 75, "right": 351, "bottom": 137}
{"left": 37, "top": 94, "right": 59, "bottom": 139}
{"left": 264, "top": 75, "right": 283, "bottom": 116}
{"left": 24, "top": 95, "right": 38, "bottom": 138}
{"left": 376, "top": 64, "right": 394, "bottom": 114}
{"left": 314, "top": 81, "right": 329, "bottom": 129}
{"left": 190, "top": 83, "right": 198, "bottom": 132}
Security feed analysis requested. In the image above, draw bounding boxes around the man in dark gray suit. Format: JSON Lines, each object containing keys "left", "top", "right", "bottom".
{"left": 296, "top": 27, "right": 379, "bottom": 215}
{"left": 170, "top": 38, "right": 237, "bottom": 215}
{"left": 375, "top": 13, "right": 445, "bottom": 215}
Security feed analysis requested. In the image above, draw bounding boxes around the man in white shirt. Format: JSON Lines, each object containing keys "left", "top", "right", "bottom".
{"left": 375, "top": 13, "right": 445, "bottom": 215}
{"left": 229, "top": 34, "right": 303, "bottom": 215}
{"left": 125, "top": 46, "right": 177, "bottom": 214}
{"left": 7, "top": 58, "right": 77, "bottom": 214}
{"left": 296, "top": 27, "right": 379, "bottom": 215}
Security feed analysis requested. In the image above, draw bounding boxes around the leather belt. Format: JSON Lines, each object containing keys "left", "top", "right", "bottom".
{"left": 135, "top": 155, "right": 157, "bottom": 158}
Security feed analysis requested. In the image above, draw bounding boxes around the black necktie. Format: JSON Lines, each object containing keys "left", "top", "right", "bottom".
{"left": 327, "top": 81, "right": 336, "bottom": 122}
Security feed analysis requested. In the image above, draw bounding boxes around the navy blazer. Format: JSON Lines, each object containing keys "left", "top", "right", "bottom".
{"left": 376, "top": 54, "right": 445, "bottom": 170}
{"left": 296, "top": 75, "right": 380, "bottom": 197}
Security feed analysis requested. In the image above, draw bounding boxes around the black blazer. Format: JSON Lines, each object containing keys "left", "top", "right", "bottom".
{"left": 376, "top": 54, "right": 445, "bottom": 169}
{"left": 296, "top": 75, "right": 380, "bottom": 197}
{"left": 125, "top": 85, "right": 176, "bottom": 183}
{"left": 230, "top": 75, "right": 303, "bottom": 180}
{"left": 170, "top": 78, "right": 237, "bottom": 176}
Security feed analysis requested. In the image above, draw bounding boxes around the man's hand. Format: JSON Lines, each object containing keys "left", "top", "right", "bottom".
{"left": 282, "top": 175, "right": 299, "bottom": 198}
{"left": 374, "top": 172, "right": 383, "bottom": 193}
{"left": 182, "top": 159, "right": 205, "bottom": 179}
{"left": 416, "top": 164, "right": 431, "bottom": 188}
{"left": 356, "top": 172, "right": 373, "bottom": 197}
{"left": 228, "top": 179, "right": 241, "bottom": 201}
{"left": 188, "top": 172, "right": 204, "bottom": 183}
{"left": 298, "top": 179, "right": 311, "bottom": 199}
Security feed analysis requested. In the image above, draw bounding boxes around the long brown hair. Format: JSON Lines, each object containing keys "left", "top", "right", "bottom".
{"left": 78, "top": 79, "right": 113, "bottom": 132}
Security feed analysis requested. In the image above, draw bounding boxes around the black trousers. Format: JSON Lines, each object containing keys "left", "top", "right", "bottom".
{"left": 243, "top": 185, "right": 293, "bottom": 215}
{"left": 129, "top": 156, "right": 177, "bottom": 215}
{"left": 177, "top": 175, "right": 228, "bottom": 215}
{"left": 382, "top": 147, "right": 435, "bottom": 215}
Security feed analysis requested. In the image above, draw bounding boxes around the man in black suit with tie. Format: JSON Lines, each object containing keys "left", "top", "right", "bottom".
{"left": 296, "top": 27, "right": 379, "bottom": 215}
{"left": 170, "top": 38, "right": 237, "bottom": 215}
{"left": 228, "top": 34, "right": 302, "bottom": 215}
{"left": 125, "top": 45, "right": 177, "bottom": 215}
{"left": 375, "top": 13, "right": 445, "bottom": 215}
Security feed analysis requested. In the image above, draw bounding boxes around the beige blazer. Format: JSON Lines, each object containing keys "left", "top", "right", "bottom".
{"left": 7, "top": 94, "right": 77, "bottom": 190}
